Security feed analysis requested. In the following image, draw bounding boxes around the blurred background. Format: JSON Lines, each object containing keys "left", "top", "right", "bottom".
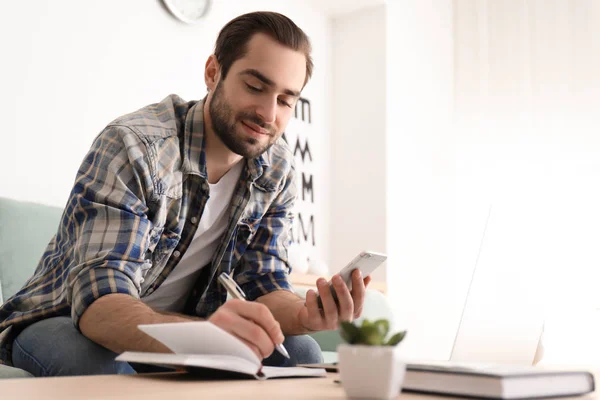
{"left": 1, "top": 0, "right": 599, "bottom": 366}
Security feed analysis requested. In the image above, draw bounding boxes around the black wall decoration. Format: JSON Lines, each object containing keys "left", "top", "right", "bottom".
{"left": 283, "top": 96, "right": 317, "bottom": 258}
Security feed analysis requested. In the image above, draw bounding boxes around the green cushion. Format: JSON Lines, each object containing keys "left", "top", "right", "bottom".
{"left": 0, "top": 197, "right": 62, "bottom": 303}
{"left": 0, "top": 364, "right": 33, "bottom": 378}
{"left": 321, "top": 351, "right": 338, "bottom": 364}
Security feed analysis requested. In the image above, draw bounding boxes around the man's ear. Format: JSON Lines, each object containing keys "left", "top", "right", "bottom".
{"left": 204, "top": 55, "right": 221, "bottom": 92}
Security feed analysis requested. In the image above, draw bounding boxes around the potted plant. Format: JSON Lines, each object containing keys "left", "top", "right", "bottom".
{"left": 337, "top": 319, "right": 407, "bottom": 400}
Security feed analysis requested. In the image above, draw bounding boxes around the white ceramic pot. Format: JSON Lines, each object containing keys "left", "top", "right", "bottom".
{"left": 338, "top": 344, "right": 406, "bottom": 400}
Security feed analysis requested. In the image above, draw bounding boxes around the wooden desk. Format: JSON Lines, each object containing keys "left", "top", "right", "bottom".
{"left": 0, "top": 372, "right": 596, "bottom": 400}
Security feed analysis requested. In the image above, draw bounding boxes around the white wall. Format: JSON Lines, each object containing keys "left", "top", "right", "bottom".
{"left": 453, "top": 0, "right": 600, "bottom": 366}
{"left": 330, "top": 5, "right": 387, "bottom": 281}
{"left": 305, "top": 0, "right": 385, "bottom": 17}
{"left": 385, "top": 0, "right": 457, "bottom": 360}
{"left": 383, "top": 0, "right": 600, "bottom": 365}
{"left": 0, "top": 0, "right": 331, "bottom": 267}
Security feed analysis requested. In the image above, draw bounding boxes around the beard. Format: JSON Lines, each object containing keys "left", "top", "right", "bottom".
{"left": 208, "top": 81, "right": 279, "bottom": 159}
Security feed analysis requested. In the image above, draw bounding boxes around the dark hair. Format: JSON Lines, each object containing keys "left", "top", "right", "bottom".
{"left": 214, "top": 11, "right": 313, "bottom": 87}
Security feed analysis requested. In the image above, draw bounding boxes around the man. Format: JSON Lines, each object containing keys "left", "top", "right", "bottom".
{"left": 0, "top": 11, "right": 371, "bottom": 377}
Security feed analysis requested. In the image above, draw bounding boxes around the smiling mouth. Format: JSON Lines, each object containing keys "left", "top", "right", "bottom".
{"left": 241, "top": 121, "right": 270, "bottom": 136}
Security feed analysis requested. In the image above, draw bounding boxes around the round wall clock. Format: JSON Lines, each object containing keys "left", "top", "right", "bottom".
{"left": 162, "top": 0, "right": 211, "bottom": 24}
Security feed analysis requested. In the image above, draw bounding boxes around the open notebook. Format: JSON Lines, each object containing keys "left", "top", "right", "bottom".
{"left": 116, "top": 321, "right": 326, "bottom": 380}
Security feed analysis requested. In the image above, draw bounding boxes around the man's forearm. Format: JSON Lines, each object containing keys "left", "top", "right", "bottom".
{"left": 256, "top": 290, "right": 310, "bottom": 335}
{"left": 79, "top": 293, "right": 198, "bottom": 354}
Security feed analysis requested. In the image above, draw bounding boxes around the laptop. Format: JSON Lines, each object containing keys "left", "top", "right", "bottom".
{"left": 449, "top": 203, "right": 546, "bottom": 365}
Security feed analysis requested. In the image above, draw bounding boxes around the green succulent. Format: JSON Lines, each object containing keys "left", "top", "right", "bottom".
{"left": 339, "top": 319, "right": 407, "bottom": 346}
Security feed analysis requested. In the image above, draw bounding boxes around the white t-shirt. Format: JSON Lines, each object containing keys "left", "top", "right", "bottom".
{"left": 142, "top": 161, "right": 244, "bottom": 312}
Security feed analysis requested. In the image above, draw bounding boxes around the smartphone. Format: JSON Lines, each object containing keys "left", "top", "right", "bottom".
{"left": 315, "top": 250, "right": 387, "bottom": 309}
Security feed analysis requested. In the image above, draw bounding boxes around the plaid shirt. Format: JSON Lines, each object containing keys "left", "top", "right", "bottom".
{"left": 0, "top": 95, "right": 297, "bottom": 365}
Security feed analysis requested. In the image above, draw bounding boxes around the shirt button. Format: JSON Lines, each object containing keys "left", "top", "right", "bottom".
{"left": 191, "top": 217, "right": 198, "bottom": 224}
{"left": 173, "top": 250, "right": 181, "bottom": 258}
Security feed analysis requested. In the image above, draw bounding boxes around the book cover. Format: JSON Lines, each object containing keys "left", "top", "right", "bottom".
{"left": 299, "top": 360, "right": 595, "bottom": 399}
{"left": 402, "top": 360, "right": 595, "bottom": 399}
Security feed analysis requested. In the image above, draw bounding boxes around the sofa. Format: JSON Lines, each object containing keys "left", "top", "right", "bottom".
{"left": 0, "top": 196, "right": 393, "bottom": 378}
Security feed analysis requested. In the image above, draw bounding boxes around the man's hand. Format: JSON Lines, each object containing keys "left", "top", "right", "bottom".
{"left": 299, "top": 269, "right": 372, "bottom": 331}
{"left": 208, "top": 299, "right": 284, "bottom": 360}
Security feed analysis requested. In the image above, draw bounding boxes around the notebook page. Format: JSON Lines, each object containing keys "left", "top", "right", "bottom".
{"left": 138, "top": 322, "right": 260, "bottom": 365}
{"left": 261, "top": 366, "right": 327, "bottom": 379}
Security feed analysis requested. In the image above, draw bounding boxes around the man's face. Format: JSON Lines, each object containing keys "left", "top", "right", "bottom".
{"left": 208, "top": 33, "right": 306, "bottom": 159}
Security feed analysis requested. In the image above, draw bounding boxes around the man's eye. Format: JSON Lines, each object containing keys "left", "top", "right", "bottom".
{"left": 246, "top": 84, "right": 261, "bottom": 92}
{"left": 278, "top": 99, "right": 292, "bottom": 108}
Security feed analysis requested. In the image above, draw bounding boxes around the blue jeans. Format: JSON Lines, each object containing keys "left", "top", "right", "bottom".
{"left": 12, "top": 317, "right": 323, "bottom": 377}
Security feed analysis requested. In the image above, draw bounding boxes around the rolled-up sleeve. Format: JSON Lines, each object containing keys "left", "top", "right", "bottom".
{"left": 71, "top": 266, "right": 141, "bottom": 325}
{"left": 236, "top": 164, "right": 297, "bottom": 301}
{"left": 66, "top": 125, "right": 156, "bottom": 327}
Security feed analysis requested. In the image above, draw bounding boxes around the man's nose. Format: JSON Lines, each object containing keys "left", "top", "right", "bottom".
{"left": 255, "top": 97, "right": 277, "bottom": 125}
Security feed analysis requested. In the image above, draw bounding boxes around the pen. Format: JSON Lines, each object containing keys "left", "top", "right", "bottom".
{"left": 217, "top": 272, "right": 290, "bottom": 359}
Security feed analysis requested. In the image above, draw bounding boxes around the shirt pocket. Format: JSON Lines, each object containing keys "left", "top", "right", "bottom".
{"left": 243, "top": 183, "right": 279, "bottom": 222}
